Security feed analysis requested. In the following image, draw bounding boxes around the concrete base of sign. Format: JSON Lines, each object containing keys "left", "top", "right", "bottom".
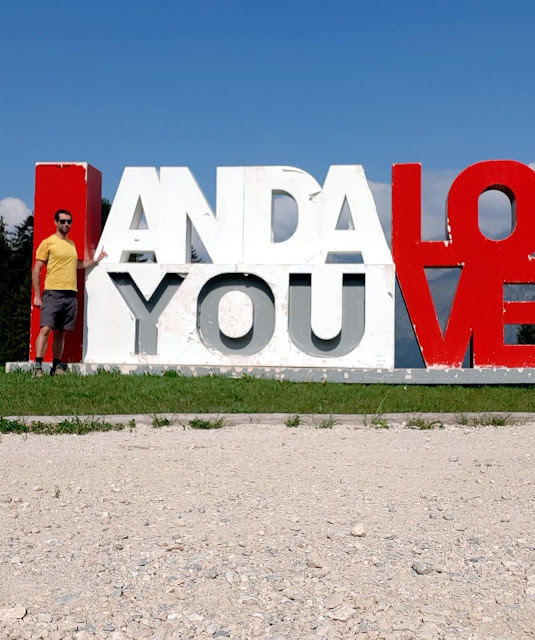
{"left": 6, "top": 362, "right": 535, "bottom": 384}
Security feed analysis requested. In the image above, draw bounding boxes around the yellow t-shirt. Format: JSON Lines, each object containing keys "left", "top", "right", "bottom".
{"left": 35, "top": 235, "right": 79, "bottom": 291}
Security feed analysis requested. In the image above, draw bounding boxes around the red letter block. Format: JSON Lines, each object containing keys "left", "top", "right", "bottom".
{"left": 393, "top": 161, "right": 535, "bottom": 368}
{"left": 30, "top": 163, "right": 102, "bottom": 363}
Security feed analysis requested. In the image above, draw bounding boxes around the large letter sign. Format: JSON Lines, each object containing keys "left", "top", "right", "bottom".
{"left": 21, "top": 159, "right": 535, "bottom": 380}
{"left": 393, "top": 160, "right": 535, "bottom": 368}
{"left": 84, "top": 165, "right": 395, "bottom": 368}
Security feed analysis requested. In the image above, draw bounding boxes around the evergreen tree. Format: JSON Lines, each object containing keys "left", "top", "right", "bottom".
{"left": 191, "top": 246, "right": 203, "bottom": 263}
{"left": 517, "top": 324, "right": 535, "bottom": 345}
{"left": 101, "top": 198, "right": 112, "bottom": 229}
{"left": 0, "top": 215, "right": 33, "bottom": 363}
{"left": 0, "top": 218, "right": 11, "bottom": 363}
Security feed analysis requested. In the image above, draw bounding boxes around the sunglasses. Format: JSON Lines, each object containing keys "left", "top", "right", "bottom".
{"left": 59, "top": 219, "right": 72, "bottom": 224}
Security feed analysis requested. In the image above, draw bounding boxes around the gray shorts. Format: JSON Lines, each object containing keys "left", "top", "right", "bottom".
{"left": 40, "top": 290, "right": 78, "bottom": 331}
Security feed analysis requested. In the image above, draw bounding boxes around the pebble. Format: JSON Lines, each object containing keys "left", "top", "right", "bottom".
{"left": 0, "top": 605, "right": 26, "bottom": 621}
{"left": 38, "top": 613, "right": 53, "bottom": 623}
{"left": 307, "top": 552, "right": 325, "bottom": 568}
{"left": 330, "top": 603, "right": 355, "bottom": 621}
{"left": 205, "top": 568, "right": 219, "bottom": 579}
{"left": 350, "top": 523, "right": 366, "bottom": 537}
{"left": 412, "top": 561, "right": 434, "bottom": 575}
{"left": 188, "top": 613, "right": 204, "bottom": 622}
{"left": 325, "top": 592, "right": 345, "bottom": 609}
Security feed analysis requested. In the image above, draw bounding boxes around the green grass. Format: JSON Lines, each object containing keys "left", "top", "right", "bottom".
{"left": 1, "top": 369, "right": 535, "bottom": 416}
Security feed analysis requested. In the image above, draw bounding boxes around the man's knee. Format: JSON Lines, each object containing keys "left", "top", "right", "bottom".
{"left": 39, "top": 326, "right": 52, "bottom": 338}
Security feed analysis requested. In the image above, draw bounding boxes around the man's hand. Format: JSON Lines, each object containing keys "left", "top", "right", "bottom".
{"left": 79, "top": 248, "right": 109, "bottom": 270}
{"left": 34, "top": 295, "right": 42, "bottom": 308}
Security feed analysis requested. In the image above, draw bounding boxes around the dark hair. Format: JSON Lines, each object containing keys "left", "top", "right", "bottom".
{"left": 54, "top": 209, "right": 72, "bottom": 222}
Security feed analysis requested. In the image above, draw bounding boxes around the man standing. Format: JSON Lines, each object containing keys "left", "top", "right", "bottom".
{"left": 32, "top": 209, "right": 106, "bottom": 377}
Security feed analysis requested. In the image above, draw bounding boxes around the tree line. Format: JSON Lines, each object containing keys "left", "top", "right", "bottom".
{"left": 0, "top": 214, "right": 34, "bottom": 364}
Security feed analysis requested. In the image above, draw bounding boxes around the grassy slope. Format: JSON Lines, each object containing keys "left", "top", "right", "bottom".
{"left": 2, "top": 370, "right": 535, "bottom": 416}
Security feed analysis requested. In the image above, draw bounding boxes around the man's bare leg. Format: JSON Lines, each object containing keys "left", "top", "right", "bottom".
{"left": 52, "top": 329, "right": 65, "bottom": 361}
{"left": 36, "top": 326, "right": 51, "bottom": 358}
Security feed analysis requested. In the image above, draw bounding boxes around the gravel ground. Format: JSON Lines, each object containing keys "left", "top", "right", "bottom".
{"left": 1, "top": 417, "right": 535, "bottom": 640}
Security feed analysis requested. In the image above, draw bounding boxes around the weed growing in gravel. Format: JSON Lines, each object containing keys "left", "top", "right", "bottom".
{"left": 318, "top": 415, "right": 338, "bottom": 429}
{"left": 406, "top": 417, "right": 443, "bottom": 430}
{"left": 363, "top": 413, "right": 389, "bottom": 429}
{"left": 285, "top": 414, "right": 301, "bottom": 428}
{"left": 189, "top": 417, "right": 224, "bottom": 430}
{"left": 371, "top": 416, "right": 389, "bottom": 429}
{"left": 471, "top": 413, "right": 517, "bottom": 426}
{"left": 0, "top": 417, "right": 27, "bottom": 433}
{"left": 362, "top": 388, "right": 392, "bottom": 429}
{"left": 54, "top": 485, "right": 61, "bottom": 498}
{"left": 51, "top": 416, "right": 125, "bottom": 434}
{"left": 0, "top": 416, "right": 124, "bottom": 435}
{"left": 454, "top": 413, "right": 518, "bottom": 427}
{"left": 128, "top": 418, "right": 136, "bottom": 430}
{"left": 152, "top": 416, "right": 171, "bottom": 428}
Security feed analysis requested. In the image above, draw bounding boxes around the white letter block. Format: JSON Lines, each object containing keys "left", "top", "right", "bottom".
{"left": 242, "top": 165, "right": 392, "bottom": 265}
{"left": 86, "top": 165, "right": 395, "bottom": 370}
{"left": 84, "top": 263, "right": 394, "bottom": 368}
{"left": 98, "top": 167, "right": 244, "bottom": 264}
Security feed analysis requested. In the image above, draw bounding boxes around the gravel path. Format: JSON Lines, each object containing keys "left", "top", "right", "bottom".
{"left": 1, "top": 418, "right": 535, "bottom": 639}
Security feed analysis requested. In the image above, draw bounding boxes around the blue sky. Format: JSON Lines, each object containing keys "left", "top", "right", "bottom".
{"left": 1, "top": 0, "right": 534, "bottom": 233}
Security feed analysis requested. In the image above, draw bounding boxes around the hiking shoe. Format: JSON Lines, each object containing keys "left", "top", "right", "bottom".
{"left": 52, "top": 366, "right": 67, "bottom": 376}
{"left": 32, "top": 367, "right": 43, "bottom": 378}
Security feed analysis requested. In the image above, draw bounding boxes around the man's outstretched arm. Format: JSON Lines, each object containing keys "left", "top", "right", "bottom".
{"left": 77, "top": 248, "right": 107, "bottom": 269}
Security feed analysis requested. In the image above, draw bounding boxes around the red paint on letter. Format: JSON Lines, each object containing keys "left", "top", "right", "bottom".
{"left": 30, "top": 163, "right": 102, "bottom": 363}
{"left": 393, "top": 161, "right": 535, "bottom": 368}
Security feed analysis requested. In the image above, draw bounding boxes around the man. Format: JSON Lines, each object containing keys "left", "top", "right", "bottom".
{"left": 32, "top": 209, "right": 107, "bottom": 377}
